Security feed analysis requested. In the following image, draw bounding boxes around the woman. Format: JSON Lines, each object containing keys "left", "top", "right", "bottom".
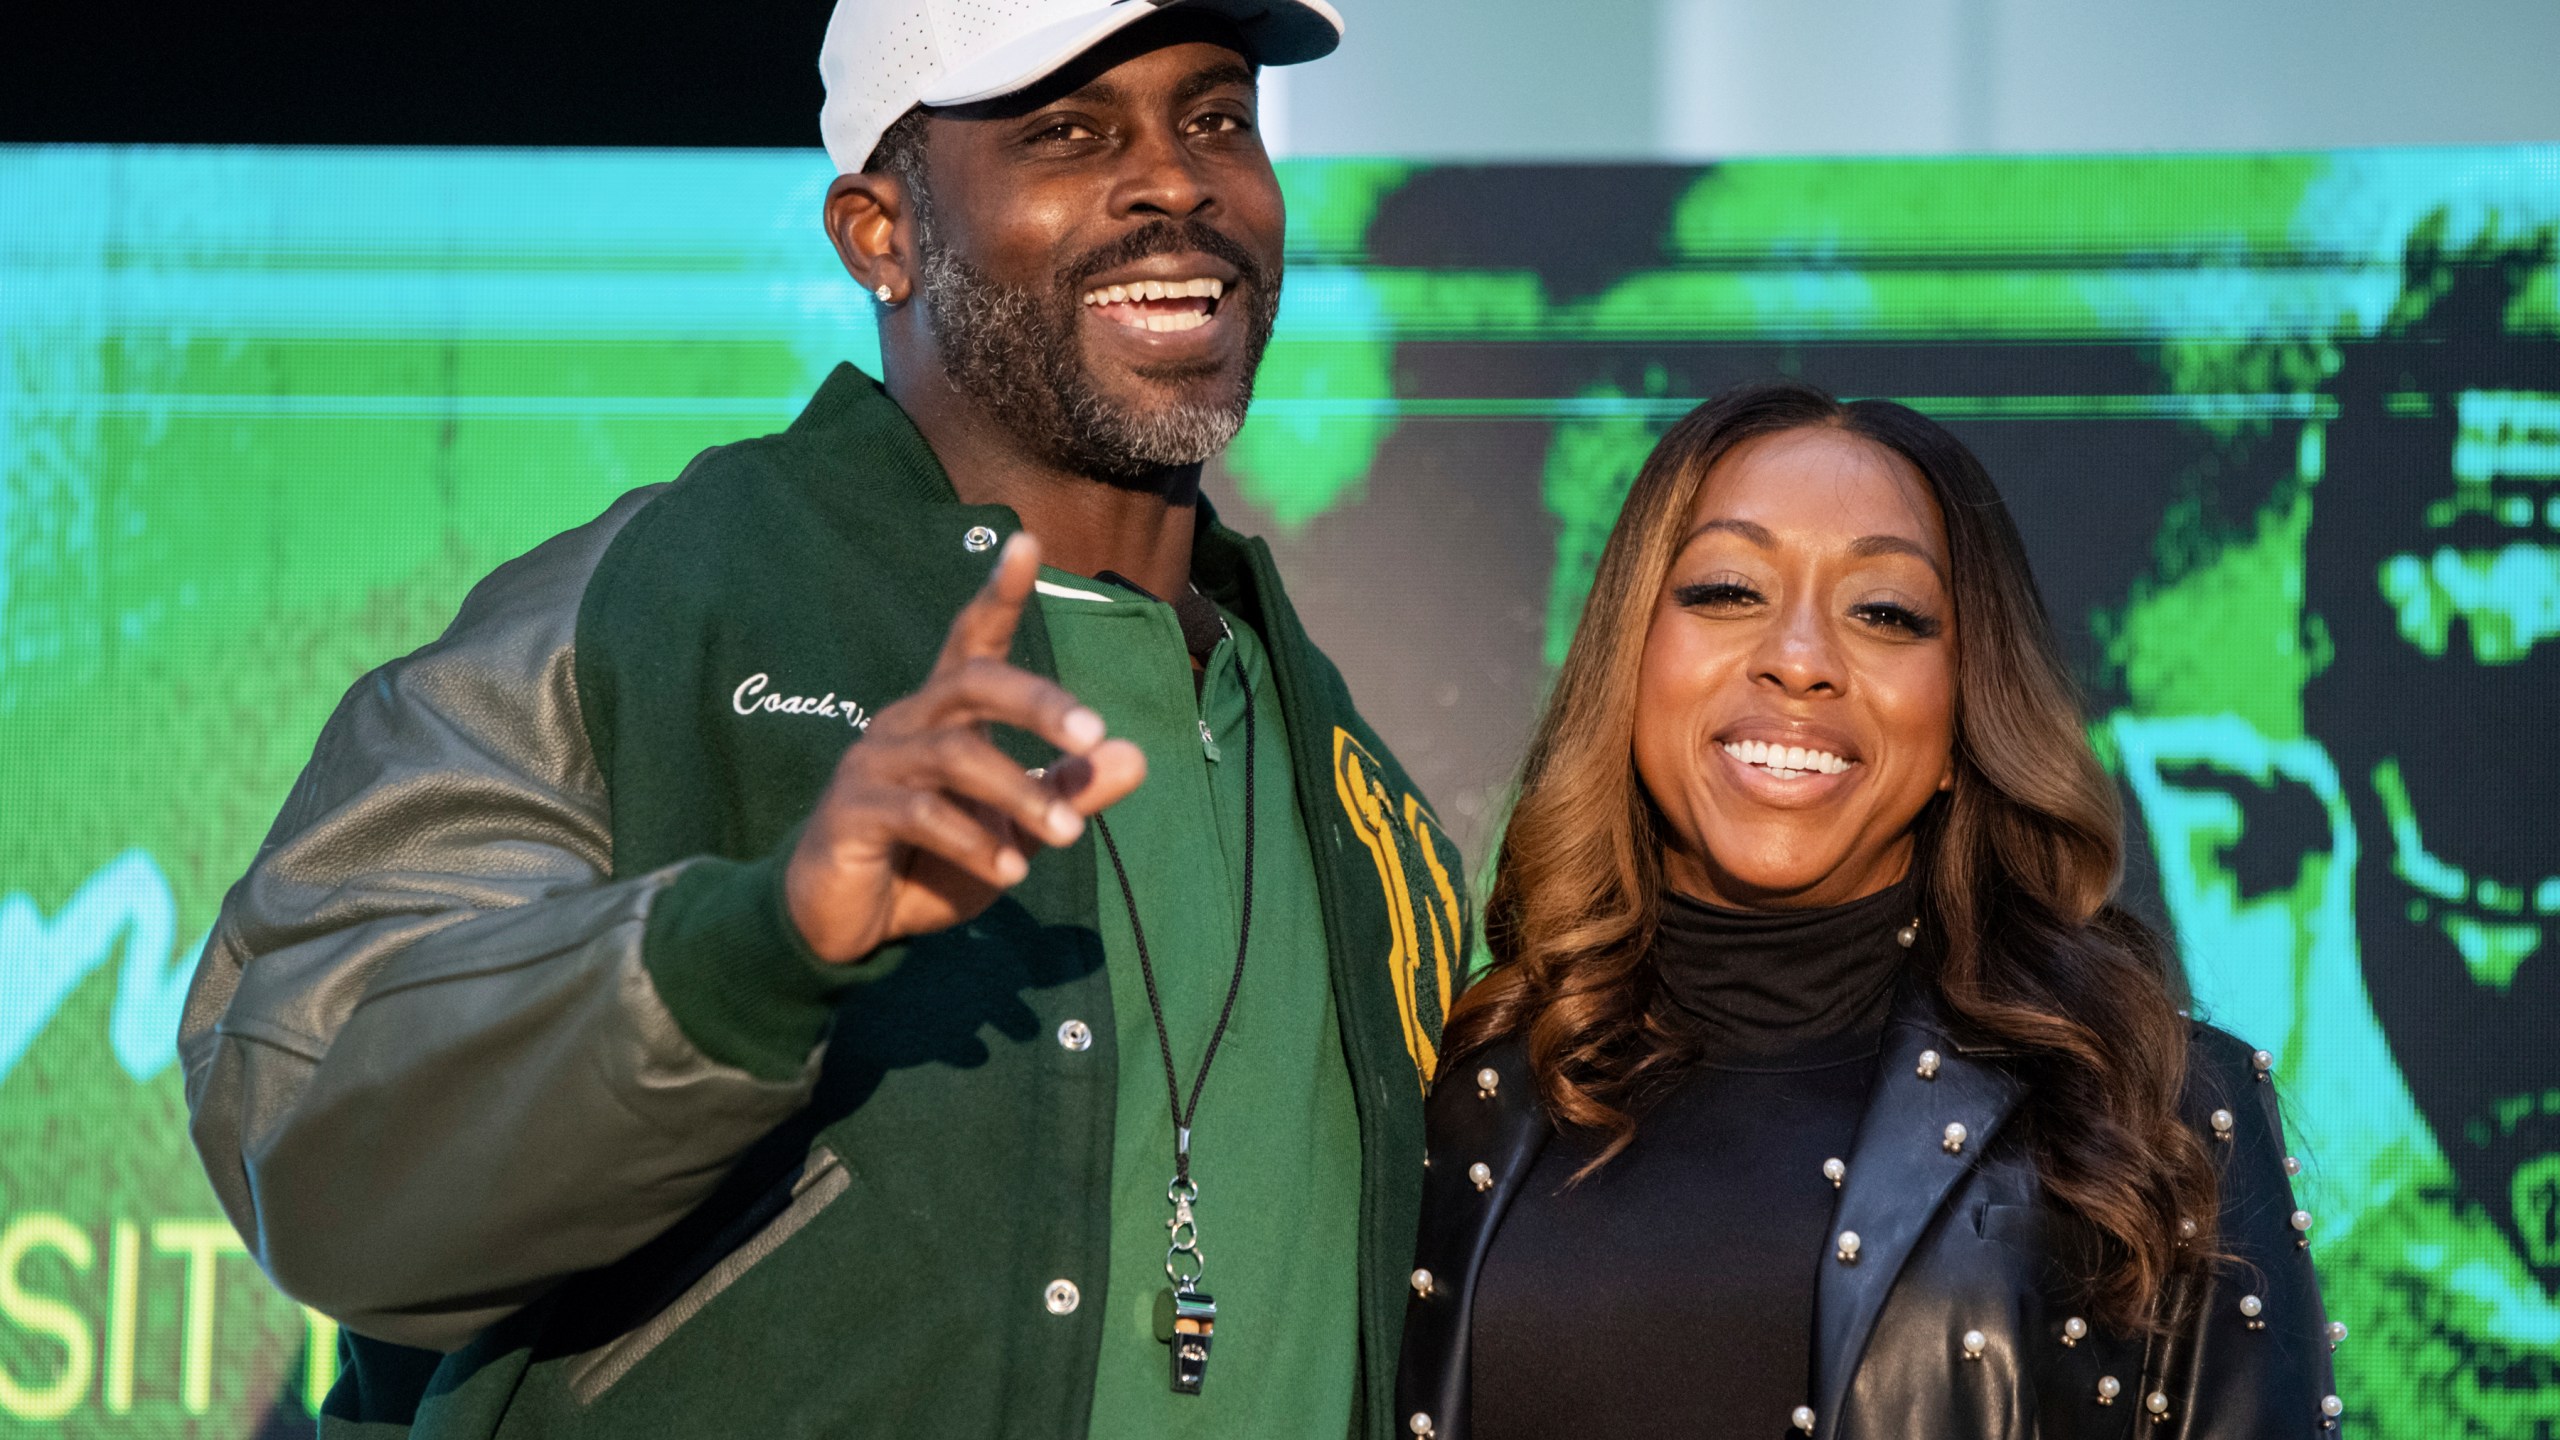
{"left": 1397, "top": 382, "right": 2341, "bottom": 1440}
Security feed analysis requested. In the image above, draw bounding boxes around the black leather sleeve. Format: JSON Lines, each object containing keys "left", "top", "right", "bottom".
{"left": 180, "top": 487, "right": 825, "bottom": 1351}
{"left": 2160, "top": 1025, "right": 2343, "bottom": 1437}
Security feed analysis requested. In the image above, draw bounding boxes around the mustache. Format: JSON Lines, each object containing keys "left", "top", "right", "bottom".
{"left": 1056, "top": 219, "right": 1271, "bottom": 298}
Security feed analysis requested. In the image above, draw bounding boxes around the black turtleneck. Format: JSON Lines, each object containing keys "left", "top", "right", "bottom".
{"left": 1471, "top": 880, "right": 1918, "bottom": 1440}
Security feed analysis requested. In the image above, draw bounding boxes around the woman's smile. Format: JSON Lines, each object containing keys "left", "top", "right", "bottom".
{"left": 1711, "top": 725, "right": 1862, "bottom": 805}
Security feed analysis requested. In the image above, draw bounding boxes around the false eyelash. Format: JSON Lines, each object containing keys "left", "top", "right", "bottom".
{"left": 1856, "top": 603, "right": 1944, "bottom": 638}
{"left": 1673, "top": 581, "right": 1759, "bottom": 607}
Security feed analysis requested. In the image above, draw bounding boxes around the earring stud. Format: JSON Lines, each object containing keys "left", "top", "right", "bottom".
{"left": 875, "top": 283, "right": 894, "bottom": 304}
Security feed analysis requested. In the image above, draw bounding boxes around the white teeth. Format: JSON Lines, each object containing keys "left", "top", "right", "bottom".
{"left": 1081, "top": 278, "right": 1228, "bottom": 307}
{"left": 1721, "top": 740, "right": 1852, "bottom": 776}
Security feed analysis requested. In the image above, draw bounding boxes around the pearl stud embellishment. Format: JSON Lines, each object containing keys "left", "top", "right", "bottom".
{"left": 1916, "top": 1049, "right": 1942, "bottom": 1080}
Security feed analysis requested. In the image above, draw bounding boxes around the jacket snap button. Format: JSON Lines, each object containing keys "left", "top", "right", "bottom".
{"left": 964, "top": 525, "right": 999, "bottom": 553}
{"left": 1044, "top": 1279, "right": 1080, "bottom": 1315}
{"left": 1056, "top": 1019, "right": 1093, "bottom": 1052}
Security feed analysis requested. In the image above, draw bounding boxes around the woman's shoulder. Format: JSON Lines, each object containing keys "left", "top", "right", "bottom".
{"left": 1424, "top": 1034, "right": 1542, "bottom": 1148}
{"left": 2178, "top": 1018, "right": 2278, "bottom": 1117}
{"left": 2174, "top": 1018, "right": 2309, "bottom": 1222}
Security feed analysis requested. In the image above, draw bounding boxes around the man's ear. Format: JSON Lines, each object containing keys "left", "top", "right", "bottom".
{"left": 825, "top": 172, "right": 915, "bottom": 307}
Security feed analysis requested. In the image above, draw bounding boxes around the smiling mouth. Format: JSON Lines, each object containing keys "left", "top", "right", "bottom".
{"left": 1080, "top": 277, "right": 1227, "bottom": 334}
{"left": 1721, "top": 738, "right": 1856, "bottom": 778}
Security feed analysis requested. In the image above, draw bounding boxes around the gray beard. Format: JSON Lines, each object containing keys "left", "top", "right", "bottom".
{"left": 918, "top": 244, "right": 1272, "bottom": 482}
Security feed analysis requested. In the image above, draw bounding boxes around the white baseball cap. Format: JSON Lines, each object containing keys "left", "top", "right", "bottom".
{"left": 819, "top": 0, "right": 1345, "bottom": 173}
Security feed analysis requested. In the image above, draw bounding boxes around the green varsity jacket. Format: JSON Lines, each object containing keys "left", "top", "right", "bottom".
{"left": 178, "top": 364, "right": 1471, "bottom": 1439}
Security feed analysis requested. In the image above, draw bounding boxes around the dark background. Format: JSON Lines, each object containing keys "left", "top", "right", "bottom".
{"left": 2, "top": 1, "right": 835, "bottom": 146}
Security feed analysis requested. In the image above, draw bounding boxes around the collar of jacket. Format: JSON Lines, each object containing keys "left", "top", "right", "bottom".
{"left": 774, "top": 363, "right": 1277, "bottom": 634}
{"left": 1809, "top": 997, "right": 2025, "bottom": 1440}
{"left": 1415, "top": 983, "right": 2025, "bottom": 1440}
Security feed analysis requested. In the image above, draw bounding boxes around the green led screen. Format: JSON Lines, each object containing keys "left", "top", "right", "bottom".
{"left": 2, "top": 144, "right": 2556, "bottom": 1436}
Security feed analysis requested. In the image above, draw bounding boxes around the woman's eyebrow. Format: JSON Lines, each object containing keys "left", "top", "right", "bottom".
{"left": 1682, "top": 517, "right": 1776, "bottom": 548}
{"left": 1681, "top": 519, "right": 1945, "bottom": 581}
{"left": 1849, "top": 533, "right": 1947, "bottom": 581}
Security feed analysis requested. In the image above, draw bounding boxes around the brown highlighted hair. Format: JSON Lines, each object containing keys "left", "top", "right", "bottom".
{"left": 1447, "top": 380, "right": 2217, "bottom": 1330}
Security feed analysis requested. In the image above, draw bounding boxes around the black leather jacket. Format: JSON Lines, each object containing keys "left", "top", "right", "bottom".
{"left": 1396, "top": 991, "right": 2345, "bottom": 1439}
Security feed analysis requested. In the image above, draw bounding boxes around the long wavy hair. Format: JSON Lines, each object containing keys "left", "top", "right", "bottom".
{"left": 1447, "top": 380, "right": 2217, "bottom": 1330}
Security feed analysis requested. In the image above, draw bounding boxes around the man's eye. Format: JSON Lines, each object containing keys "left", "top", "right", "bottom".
{"left": 1028, "top": 121, "right": 1097, "bottom": 144}
{"left": 1190, "top": 110, "right": 1252, "bottom": 134}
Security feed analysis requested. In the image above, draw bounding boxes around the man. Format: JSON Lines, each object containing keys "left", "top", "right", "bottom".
{"left": 2300, "top": 227, "right": 2560, "bottom": 1296}
{"left": 178, "top": 2, "right": 1470, "bottom": 1436}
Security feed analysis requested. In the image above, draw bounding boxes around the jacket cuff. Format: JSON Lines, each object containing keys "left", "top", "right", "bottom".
{"left": 641, "top": 850, "right": 899, "bottom": 1082}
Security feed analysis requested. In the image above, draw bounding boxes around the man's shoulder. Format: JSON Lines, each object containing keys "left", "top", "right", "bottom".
{"left": 600, "top": 429, "right": 821, "bottom": 567}
{"left": 1202, "top": 523, "right": 1448, "bottom": 838}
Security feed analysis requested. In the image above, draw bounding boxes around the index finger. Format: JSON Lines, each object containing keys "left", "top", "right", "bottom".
{"left": 935, "top": 531, "right": 1041, "bottom": 672}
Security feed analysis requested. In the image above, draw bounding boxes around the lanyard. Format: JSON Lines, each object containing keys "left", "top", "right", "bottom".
{"left": 1090, "top": 628, "right": 1255, "bottom": 1397}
